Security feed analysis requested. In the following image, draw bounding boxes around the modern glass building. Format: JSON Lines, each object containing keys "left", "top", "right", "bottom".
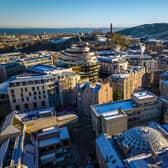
{"left": 57, "top": 42, "right": 100, "bottom": 82}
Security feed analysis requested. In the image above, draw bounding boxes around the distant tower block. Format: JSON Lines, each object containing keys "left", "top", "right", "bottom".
{"left": 110, "top": 23, "right": 113, "bottom": 35}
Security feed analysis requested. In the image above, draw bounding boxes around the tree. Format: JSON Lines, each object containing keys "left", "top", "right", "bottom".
{"left": 113, "top": 91, "right": 122, "bottom": 101}
{"left": 108, "top": 33, "right": 131, "bottom": 50}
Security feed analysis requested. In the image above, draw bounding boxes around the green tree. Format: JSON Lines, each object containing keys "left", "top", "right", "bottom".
{"left": 108, "top": 33, "right": 131, "bottom": 49}
{"left": 113, "top": 91, "right": 122, "bottom": 101}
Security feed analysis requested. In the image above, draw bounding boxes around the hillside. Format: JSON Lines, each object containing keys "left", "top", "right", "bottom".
{"left": 117, "top": 23, "right": 168, "bottom": 40}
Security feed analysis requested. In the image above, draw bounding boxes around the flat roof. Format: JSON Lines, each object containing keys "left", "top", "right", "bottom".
{"left": 0, "top": 52, "right": 21, "bottom": 57}
{"left": 38, "top": 126, "right": 70, "bottom": 148}
{"left": 51, "top": 37, "right": 72, "bottom": 44}
{"left": 111, "top": 73, "right": 130, "bottom": 80}
{"left": 28, "top": 64, "right": 73, "bottom": 75}
{"left": 10, "top": 74, "right": 54, "bottom": 83}
{"left": 97, "top": 56, "right": 121, "bottom": 63}
{"left": 38, "top": 126, "right": 59, "bottom": 137}
{"left": 96, "top": 134, "right": 124, "bottom": 167}
{"left": 9, "top": 70, "right": 75, "bottom": 84}
{"left": 133, "top": 90, "right": 155, "bottom": 100}
{"left": 98, "top": 50, "right": 116, "bottom": 56}
{"left": 92, "top": 99, "right": 134, "bottom": 116}
{"left": 40, "top": 152, "right": 55, "bottom": 160}
{"left": 29, "top": 64, "right": 60, "bottom": 71}
{"left": 15, "top": 106, "right": 55, "bottom": 122}
{"left": 39, "top": 136, "right": 60, "bottom": 148}
{"left": 21, "top": 55, "right": 50, "bottom": 62}
{"left": 59, "top": 127, "right": 70, "bottom": 140}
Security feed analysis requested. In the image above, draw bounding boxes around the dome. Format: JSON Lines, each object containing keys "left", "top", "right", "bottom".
{"left": 118, "top": 126, "right": 168, "bottom": 156}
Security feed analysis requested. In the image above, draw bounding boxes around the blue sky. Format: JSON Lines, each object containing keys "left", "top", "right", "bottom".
{"left": 0, "top": 0, "right": 168, "bottom": 28}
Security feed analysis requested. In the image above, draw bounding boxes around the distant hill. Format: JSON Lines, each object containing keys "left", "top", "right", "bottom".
{"left": 117, "top": 23, "right": 168, "bottom": 40}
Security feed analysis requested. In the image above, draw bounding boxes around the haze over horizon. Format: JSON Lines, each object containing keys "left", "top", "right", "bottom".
{"left": 0, "top": 0, "right": 168, "bottom": 28}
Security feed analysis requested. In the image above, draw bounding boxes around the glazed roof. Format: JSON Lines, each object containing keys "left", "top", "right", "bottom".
{"left": 118, "top": 126, "right": 168, "bottom": 157}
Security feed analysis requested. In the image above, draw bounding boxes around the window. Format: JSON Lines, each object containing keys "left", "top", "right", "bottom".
{"left": 29, "top": 92, "right": 32, "bottom": 96}
{"left": 15, "top": 105, "right": 20, "bottom": 111}
{"left": 21, "top": 88, "right": 23, "bottom": 92}
{"left": 21, "top": 98, "right": 24, "bottom": 102}
{"left": 33, "top": 102, "right": 37, "bottom": 108}
{"left": 29, "top": 81, "right": 33, "bottom": 85}
{"left": 35, "top": 81, "right": 39, "bottom": 84}
{"left": 12, "top": 99, "right": 16, "bottom": 103}
{"left": 41, "top": 101, "right": 45, "bottom": 106}
{"left": 37, "top": 86, "right": 39, "bottom": 90}
{"left": 62, "top": 140, "right": 70, "bottom": 146}
{"left": 9, "top": 83, "right": 15, "bottom": 87}
{"left": 12, "top": 94, "right": 15, "bottom": 98}
{"left": 41, "top": 80, "right": 45, "bottom": 83}
{"left": 38, "top": 96, "right": 41, "bottom": 99}
{"left": 11, "top": 89, "right": 14, "bottom": 93}
{"left": 26, "top": 97, "right": 29, "bottom": 101}
{"left": 16, "top": 82, "right": 20, "bottom": 86}
{"left": 24, "top": 104, "right": 29, "bottom": 109}
{"left": 32, "top": 87, "right": 35, "bottom": 91}
{"left": 25, "top": 88, "right": 27, "bottom": 92}
{"left": 34, "top": 92, "right": 37, "bottom": 95}
{"left": 22, "top": 82, "right": 26, "bottom": 86}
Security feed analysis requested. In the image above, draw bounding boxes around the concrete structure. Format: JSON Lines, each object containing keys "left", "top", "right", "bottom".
{"left": 126, "top": 45, "right": 158, "bottom": 70}
{"left": 160, "top": 71, "right": 168, "bottom": 96}
{"left": 160, "top": 96, "right": 168, "bottom": 124}
{"left": 38, "top": 126, "right": 71, "bottom": 167}
{"left": 0, "top": 52, "right": 22, "bottom": 63}
{"left": 77, "top": 81, "right": 113, "bottom": 117}
{"left": 91, "top": 90, "right": 161, "bottom": 136}
{"left": 58, "top": 72, "right": 80, "bottom": 107}
{"left": 111, "top": 66, "right": 146, "bottom": 100}
{"left": 158, "top": 50, "right": 168, "bottom": 69}
{"left": 126, "top": 54, "right": 158, "bottom": 69}
{"left": 28, "top": 64, "right": 81, "bottom": 106}
{"left": 143, "top": 68, "right": 165, "bottom": 95}
{"left": 0, "top": 78, "right": 14, "bottom": 118}
{"left": 96, "top": 134, "right": 125, "bottom": 168}
{"left": 160, "top": 80, "right": 168, "bottom": 96}
{"left": 97, "top": 55, "right": 128, "bottom": 75}
{"left": 0, "top": 107, "right": 77, "bottom": 168}
{"left": 27, "top": 64, "right": 73, "bottom": 75}
{"left": 20, "top": 54, "right": 52, "bottom": 68}
{"left": 0, "top": 62, "right": 25, "bottom": 82}
{"left": 96, "top": 124, "right": 168, "bottom": 168}
{"left": 8, "top": 67, "right": 80, "bottom": 111}
{"left": 57, "top": 42, "right": 100, "bottom": 82}
{"left": 8, "top": 74, "right": 58, "bottom": 112}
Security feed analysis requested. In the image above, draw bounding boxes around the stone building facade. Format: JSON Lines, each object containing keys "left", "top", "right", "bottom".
{"left": 77, "top": 81, "right": 113, "bottom": 117}
{"left": 111, "top": 66, "right": 146, "bottom": 100}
